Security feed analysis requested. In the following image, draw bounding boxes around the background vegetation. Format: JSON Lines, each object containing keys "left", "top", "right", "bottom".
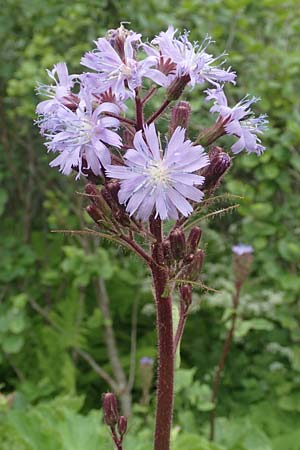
{"left": 1, "top": 0, "right": 300, "bottom": 448}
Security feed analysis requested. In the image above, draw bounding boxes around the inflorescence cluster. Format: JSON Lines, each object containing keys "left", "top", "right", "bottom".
{"left": 36, "top": 24, "right": 267, "bottom": 223}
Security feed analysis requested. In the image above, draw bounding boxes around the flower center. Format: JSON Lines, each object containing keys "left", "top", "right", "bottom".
{"left": 146, "top": 160, "right": 170, "bottom": 186}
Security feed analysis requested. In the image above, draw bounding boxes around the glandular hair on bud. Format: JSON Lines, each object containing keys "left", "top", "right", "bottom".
{"left": 187, "top": 227, "right": 202, "bottom": 253}
{"left": 102, "top": 393, "right": 119, "bottom": 427}
{"left": 233, "top": 252, "right": 253, "bottom": 286}
{"left": 201, "top": 146, "right": 231, "bottom": 191}
{"left": 170, "top": 228, "right": 186, "bottom": 260}
{"left": 118, "top": 416, "right": 128, "bottom": 436}
{"left": 169, "top": 101, "right": 191, "bottom": 136}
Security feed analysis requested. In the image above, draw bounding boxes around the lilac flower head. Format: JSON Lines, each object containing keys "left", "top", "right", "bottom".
{"left": 106, "top": 124, "right": 210, "bottom": 221}
{"left": 36, "top": 63, "right": 78, "bottom": 115}
{"left": 232, "top": 244, "right": 253, "bottom": 255}
{"left": 140, "top": 357, "right": 154, "bottom": 366}
{"left": 81, "top": 32, "right": 167, "bottom": 99}
{"left": 205, "top": 85, "right": 268, "bottom": 155}
{"left": 146, "top": 26, "right": 236, "bottom": 88}
{"left": 37, "top": 99, "right": 122, "bottom": 178}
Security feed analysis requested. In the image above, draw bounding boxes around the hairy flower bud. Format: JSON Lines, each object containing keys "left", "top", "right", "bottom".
{"left": 201, "top": 146, "right": 231, "bottom": 191}
{"left": 187, "top": 249, "right": 205, "bottom": 281}
{"left": 162, "top": 239, "right": 172, "bottom": 265}
{"left": 118, "top": 416, "right": 128, "bottom": 436}
{"left": 85, "top": 183, "right": 111, "bottom": 216}
{"left": 169, "top": 101, "right": 191, "bottom": 136}
{"left": 186, "top": 227, "right": 202, "bottom": 253}
{"left": 102, "top": 393, "right": 119, "bottom": 427}
{"left": 170, "top": 228, "right": 186, "bottom": 260}
{"left": 139, "top": 357, "right": 154, "bottom": 406}
{"left": 86, "top": 204, "right": 103, "bottom": 224}
{"left": 179, "top": 284, "right": 192, "bottom": 307}
{"left": 106, "top": 180, "right": 121, "bottom": 203}
{"left": 167, "top": 74, "right": 190, "bottom": 101}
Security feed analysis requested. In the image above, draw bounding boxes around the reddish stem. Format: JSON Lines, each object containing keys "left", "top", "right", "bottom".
{"left": 209, "top": 282, "right": 241, "bottom": 441}
{"left": 147, "top": 98, "right": 171, "bottom": 125}
{"left": 142, "top": 86, "right": 157, "bottom": 105}
{"left": 135, "top": 89, "right": 144, "bottom": 130}
{"left": 150, "top": 218, "right": 174, "bottom": 450}
{"left": 105, "top": 112, "right": 136, "bottom": 126}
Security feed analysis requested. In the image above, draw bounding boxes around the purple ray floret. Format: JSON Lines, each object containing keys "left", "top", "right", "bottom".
{"left": 36, "top": 62, "right": 77, "bottom": 115}
{"left": 81, "top": 32, "right": 167, "bottom": 98}
{"left": 147, "top": 26, "right": 236, "bottom": 88}
{"left": 106, "top": 124, "right": 210, "bottom": 221}
{"left": 232, "top": 244, "right": 254, "bottom": 255}
{"left": 37, "top": 99, "right": 122, "bottom": 178}
{"left": 206, "top": 85, "right": 268, "bottom": 155}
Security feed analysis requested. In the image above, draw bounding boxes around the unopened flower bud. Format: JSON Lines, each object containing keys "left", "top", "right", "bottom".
{"left": 186, "top": 227, "right": 202, "bottom": 253}
{"left": 106, "top": 180, "right": 121, "bottom": 204}
{"left": 162, "top": 239, "right": 172, "bottom": 265}
{"left": 106, "top": 24, "right": 134, "bottom": 60}
{"left": 118, "top": 416, "right": 127, "bottom": 436}
{"left": 139, "top": 357, "right": 154, "bottom": 406}
{"left": 201, "top": 146, "right": 231, "bottom": 191}
{"left": 85, "top": 184, "right": 111, "bottom": 216}
{"left": 232, "top": 244, "right": 253, "bottom": 285}
{"left": 179, "top": 284, "right": 192, "bottom": 307}
{"left": 86, "top": 204, "right": 103, "bottom": 224}
{"left": 167, "top": 74, "right": 190, "bottom": 101}
{"left": 169, "top": 101, "right": 191, "bottom": 136}
{"left": 187, "top": 249, "right": 205, "bottom": 281}
{"left": 102, "top": 393, "right": 119, "bottom": 427}
{"left": 170, "top": 228, "right": 186, "bottom": 260}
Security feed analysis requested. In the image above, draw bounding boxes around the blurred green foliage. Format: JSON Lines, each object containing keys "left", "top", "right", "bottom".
{"left": 1, "top": 0, "right": 300, "bottom": 448}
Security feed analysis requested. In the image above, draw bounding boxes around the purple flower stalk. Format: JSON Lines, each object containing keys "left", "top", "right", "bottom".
{"left": 81, "top": 32, "right": 167, "bottom": 99}
{"left": 106, "top": 124, "right": 210, "bottom": 221}
{"left": 205, "top": 86, "right": 268, "bottom": 154}
{"left": 146, "top": 26, "right": 236, "bottom": 88}
{"left": 37, "top": 100, "right": 122, "bottom": 177}
{"left": 232, "top": 244, "right": 254, "bottom": 255}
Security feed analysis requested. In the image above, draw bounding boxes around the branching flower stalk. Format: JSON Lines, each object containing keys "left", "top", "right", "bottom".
{"left": 35, "top": 24, "right": 267, "bottom": 450}
{"left": 209, "top": 244, "right": 254, "bottom": 441}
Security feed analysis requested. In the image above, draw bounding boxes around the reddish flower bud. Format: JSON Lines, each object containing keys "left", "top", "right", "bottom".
{"left": 170, "top": 228, "right": 186, "bottom": 260}
{"left": 162, "top": 239, "right": 172, "bottom": 265}
{"left": 201, "top": 146, "right": 231, "bottom": 191}
{"left": 85, "top": 184, "right": 111, "bottom": 216}
{"left": 102, "top": 393, "right": 119, "bottom": 427}
{"left": 106, "top": 180, "right": 121, "bottom": 204}
{"left": 106, "top": 25, "right": 134, "bottom": 60}
{"left": 167, "top": 74, "right": 190, "bottom": 101}
{"left": 186, "top": 227, "right": 202, "bottom": 253}
{"left": 179, "top": 284, "right": 192, "bottom": 307}
{"left": 187, "top": 249, "right": 205, "bottom": 281}
{"left": 169, "top": 101, "right": 191, "bottom": 136}
{"left": 118, "top": 416, "right": 128, "bottom": 436}
{"left": 86, "top": 204, "right": 103, "bottom": 224}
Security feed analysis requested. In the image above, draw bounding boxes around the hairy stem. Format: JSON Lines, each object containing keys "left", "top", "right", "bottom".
{"left": 135, "top": 89, "right": 144, "bottom": 130}
{"left": 150, "top": 218, "right": 174, "bottom": 450}
{"left": 173, "top": 303, "right": 189, "bottom": 354}
{"left": 209, "top": 282, "right": 241, "bottom": 440}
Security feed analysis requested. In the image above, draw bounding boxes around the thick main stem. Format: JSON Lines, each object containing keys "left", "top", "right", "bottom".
{"left": 150, "top": 218, "right": 174, "bottom": 450}
{"left": 209, "top": 283, "right": 241, "bottom": 440}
